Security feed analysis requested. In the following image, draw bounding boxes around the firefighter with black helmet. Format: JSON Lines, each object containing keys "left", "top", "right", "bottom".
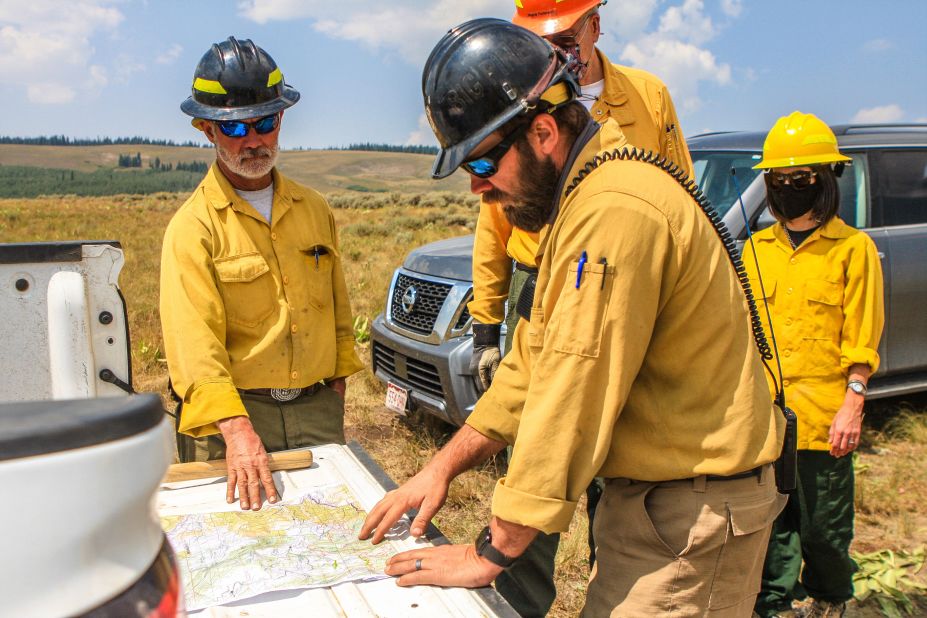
{"left": 463, "top": 2, "right": 694, "bottom": 614}
{"left": 360, "top": 19, "right": 785, "bottom": 615}
{"left": 161, "top": 37, "right": 363, "bottom": 512}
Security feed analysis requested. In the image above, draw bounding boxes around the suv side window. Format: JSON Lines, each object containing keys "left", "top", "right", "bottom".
{"left": 837, "top": 153, "right": 869, "bottom": 228}
{"left": 870, "top": 149, "right": 927, "bottom": 226}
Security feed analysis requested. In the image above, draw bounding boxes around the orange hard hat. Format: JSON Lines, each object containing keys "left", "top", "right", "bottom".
{"left": 512, "top": 0, "right": 605, "bottom": 36}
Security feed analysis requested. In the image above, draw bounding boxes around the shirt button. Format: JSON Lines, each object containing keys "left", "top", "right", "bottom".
{"left": 785, "top": 318, "right": 793, "bottom": 326}
{"left": 283, "top": 275, "right": 290, "bottom": 285}
{"left": 596, "top": 109, "right": 603, "bottom": 115}
{"left": 291, "top": 324, "right": 298, "bottom": 333}
{"left": 271, "top": 232, "right": 278, "bottom": 241}
{"left": 291, "top": 371, "right": 298, "bottom": 380}
{"left": 783, "top": 379, "right": 791, "bottom": 386}
{"left": 790, "top": 258, "right": 797, "bottom": 264}
{"left": 787, "top": 287, "right": 793, "bottom": 294}
{"left": 783, "top": 350, "right": 791, "bottom": 357}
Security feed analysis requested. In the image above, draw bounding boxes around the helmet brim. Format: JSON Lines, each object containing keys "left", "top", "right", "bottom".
{"left": 431, "top": 105, "right": 525, "bottom": 179}
{"left": 180, "top": 86, "right": 300, "bottom": 121}
{"left": 512, "top": 3, "right": 596, "bottom": 36}
{"left": 752, "top": 152, "right": 851, "bottom": 170}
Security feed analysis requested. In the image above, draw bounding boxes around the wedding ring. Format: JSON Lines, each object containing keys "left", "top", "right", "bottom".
{"left": 415, "top": 558, "right": 423, "bottom": 571}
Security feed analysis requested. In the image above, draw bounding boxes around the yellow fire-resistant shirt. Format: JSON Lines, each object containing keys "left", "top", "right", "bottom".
{"left": 466, "top": 121, "right": 783, "bottom": 534}
{"left": 742, "top": 218, "right": 884, "bottom": 450}
{"left": 160, "top": 164, "right": 364, "bottom": 437}
{"left": 468, "top": 49, "right": 694, "bottom": 324}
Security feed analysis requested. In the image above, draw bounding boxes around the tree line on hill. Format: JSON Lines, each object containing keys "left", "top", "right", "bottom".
{"left": 323, "top": 143, "right": 438, "bottom": 155}
{"left": 116, "top": 154, "right": 210, "bottom": 173}
{"left": 0, "top": 165, "right": 205, "bottom": 198}
{"left": 0, "top": 135, "right": 208, "bottom": 148}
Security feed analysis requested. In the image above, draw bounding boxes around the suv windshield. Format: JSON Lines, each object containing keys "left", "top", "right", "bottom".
{"left": 692, "top": 150, "right": 764, "bottom": 216}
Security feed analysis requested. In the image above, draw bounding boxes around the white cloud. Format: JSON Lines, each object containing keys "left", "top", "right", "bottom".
{"left": 720, "top": 0, "right": 743, "bottom": 18}
{"left": 406, "top": 113, "right": 437, "bottom": 146}
{"left": 238, "top": 0, "right": 738, "bottom": 117}
{"left": 0, "top": 0, "right": 123, "bottom": 104}
{"left": 863, "top": 38, "right": 893, "bottom": 53}
{"left": 598, "top": 0, "right": 660, "bottom": 40}
{"left": 238, "top": 0, "right": 510, "bottom": 64}
{"left": 156, "top": 43, "right": 183, "bottom": 65}
{"left": 852, "top": 104, "right": 904, "bottom": 123}
{"left": 658, "top": 0, "right": 715, "bottom": 45}
{"left": 611, "top": 0, "right": 732, "bottom": 113}
{"left": 621, "top": 36, "right": 730, "bottom": 113}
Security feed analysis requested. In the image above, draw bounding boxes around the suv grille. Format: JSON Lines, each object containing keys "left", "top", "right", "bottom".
{"left": 372, "top": 342, "right": 444, "bottom": 400}
{"left": 390, "top": 274, "right": 452, "bottom": 334}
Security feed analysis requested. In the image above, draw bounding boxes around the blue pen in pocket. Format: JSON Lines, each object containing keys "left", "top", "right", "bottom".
{"left": 575, "top": 250, "right": 588, "bottom": 289}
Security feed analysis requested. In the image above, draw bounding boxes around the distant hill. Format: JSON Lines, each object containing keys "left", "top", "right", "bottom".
{"left": 0, "top": 144, "right": 469, "bottom": 197}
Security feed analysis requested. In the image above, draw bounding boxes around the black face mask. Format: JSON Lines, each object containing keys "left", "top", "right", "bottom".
{"left": 770, "top": 183, "right": 821, "bottom": 220}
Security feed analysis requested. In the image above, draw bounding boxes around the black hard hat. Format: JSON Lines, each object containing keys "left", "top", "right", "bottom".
{"left": 423, "top": 18, "right": 579, "bottom": 179}
{"left": 180, "top": 36, "right": 300, "bottom": 122}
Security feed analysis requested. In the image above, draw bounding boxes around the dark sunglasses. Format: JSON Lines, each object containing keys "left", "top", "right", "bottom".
{"left": 766, "top": 169, "right": 817, "bottom": 190}
{"left": 216, "top": 114, "right": 279, "bottom": 138}
{"left": 463, "top": 124, "right": 530, "bottom": 178}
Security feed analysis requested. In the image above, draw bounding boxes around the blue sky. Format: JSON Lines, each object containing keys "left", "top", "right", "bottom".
{"left": 1, "top": 0, "right": 924, "bottom": 149}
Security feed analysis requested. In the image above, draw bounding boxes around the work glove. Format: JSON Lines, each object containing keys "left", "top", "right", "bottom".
{"left": 470, "top": 322, "right": 502, "bottom": 393}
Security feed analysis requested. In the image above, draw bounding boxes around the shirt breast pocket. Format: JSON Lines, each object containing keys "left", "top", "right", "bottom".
{"left": 552, "top": 262, "right": 615, "bottom": 358}
{"left": 301, "top": 244, "right": 335, "bottom": 311}
{"left": 804, "top": 279, "right": 843, "bottom": 333}
{"left": 214, "top": 252, "right": 277, "bottom": 327}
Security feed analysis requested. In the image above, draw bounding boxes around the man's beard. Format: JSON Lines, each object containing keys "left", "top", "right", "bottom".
{"left": 216, "top": 142, "right": 278, "bottom": 179}
{"left": 486, "top": 147, "right": 560, "bottom": 233}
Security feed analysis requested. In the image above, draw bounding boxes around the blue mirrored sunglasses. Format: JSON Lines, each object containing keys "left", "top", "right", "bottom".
{"left": 463, "top": 123, "right": 529, "bottom": 178}
{"left": 216, "top": 114, "right": 279, "bottom": 138}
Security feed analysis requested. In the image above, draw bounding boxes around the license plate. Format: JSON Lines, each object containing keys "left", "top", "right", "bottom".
{"left": 385, "top": 382, "right": 409, "bottom": 414}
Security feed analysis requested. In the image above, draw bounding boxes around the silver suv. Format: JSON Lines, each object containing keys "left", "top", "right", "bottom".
{"left": 371, "top": 124, "right": 927, "bottom": 426}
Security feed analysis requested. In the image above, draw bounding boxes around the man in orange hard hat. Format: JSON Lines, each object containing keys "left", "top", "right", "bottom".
{"left": 465, "top": 1, "right": 694, "bottom": 614}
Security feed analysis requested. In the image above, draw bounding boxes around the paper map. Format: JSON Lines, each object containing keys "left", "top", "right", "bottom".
{"left": 161, "top": 483, "right": 394, "bottom": 610}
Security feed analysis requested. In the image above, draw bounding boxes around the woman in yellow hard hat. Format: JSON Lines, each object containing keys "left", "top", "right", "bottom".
{"left": 745, "top": 112, "right": 884, "bottom": 618}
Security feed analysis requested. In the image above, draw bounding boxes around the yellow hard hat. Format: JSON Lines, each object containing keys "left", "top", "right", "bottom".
{"left": 753, "top": 111, "right": 851, "bottom": 170}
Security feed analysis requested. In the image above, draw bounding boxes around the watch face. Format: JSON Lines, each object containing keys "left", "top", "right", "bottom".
{"left": 849, "top": 382, "right": 865, "bottom": 394}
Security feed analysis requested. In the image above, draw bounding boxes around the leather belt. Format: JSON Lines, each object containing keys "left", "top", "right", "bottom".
{"left": 705, "top": 466, "right": 763, "bottom": 482}
{"left": 514, "top": 262, "right": 538, "bottom": 274}
{"left": 239, "top": 383, "right": 322, "bottom": 402}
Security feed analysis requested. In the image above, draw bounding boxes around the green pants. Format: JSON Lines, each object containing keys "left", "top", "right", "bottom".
{"left": 176, "top": 386, "right": 346, "bottom": 462}
{"left": 496, "top": 268, "right": 603, "bottom": 616}
{"left": 754, "top": 450, "right": 857, "bottom": 617}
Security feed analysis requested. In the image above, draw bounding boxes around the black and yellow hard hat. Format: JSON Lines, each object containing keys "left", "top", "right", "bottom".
{"left": 180, "top": 36, "right": 300, "bottom": 124}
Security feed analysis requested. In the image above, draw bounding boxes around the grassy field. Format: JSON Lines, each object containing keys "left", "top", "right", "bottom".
{"left": 0, "top": 144, "right": 470, "bottom": 195}
{"left": 1, "top": 191, "right": 924, "bottom": 616}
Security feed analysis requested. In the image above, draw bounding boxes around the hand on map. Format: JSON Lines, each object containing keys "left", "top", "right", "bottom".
{"left": 358, "top": 467, "right": 450, "bottom": 544}
{"left": 384, "top": 544, "right": 503, "bottom": 588}
{"left": 217, "top": 415, "right": 278, "bottom": 510}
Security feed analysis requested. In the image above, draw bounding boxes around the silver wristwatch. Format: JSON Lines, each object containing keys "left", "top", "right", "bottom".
{"left": 847, "top": 379, "right": 868, "bottom": 396}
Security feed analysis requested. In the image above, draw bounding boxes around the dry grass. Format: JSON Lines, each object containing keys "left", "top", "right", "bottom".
{"left": 0, "top": 145, "right": 470, "bottom": 195}
{"left": 1, "top": 192, "right": 924, "bottom": 617}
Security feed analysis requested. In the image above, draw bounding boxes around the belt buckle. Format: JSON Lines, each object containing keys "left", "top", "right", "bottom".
{"left": 269, "top": 388, "right": 302, "bottom": 402}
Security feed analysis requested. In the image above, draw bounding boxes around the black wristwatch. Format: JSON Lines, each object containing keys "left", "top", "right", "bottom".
{"left": 474, "top": 525, "right": 517, "bottom": 568}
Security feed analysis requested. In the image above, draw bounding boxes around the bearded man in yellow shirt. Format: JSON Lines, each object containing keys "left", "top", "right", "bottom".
{"left": 465, "top": 2, "right": 694, "bottom": 613}
{"left": 361, "top": 19, "right": 785, "bottom": 616}
{"left": 160, "top": 37, "right": 363, "bottom": 512}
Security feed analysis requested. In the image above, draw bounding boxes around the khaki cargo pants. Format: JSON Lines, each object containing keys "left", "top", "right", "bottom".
{"left": 176, "top": 386, "right": 346, "bottom": 462}
{"left": 583, "top": 465, "right": 786, "bottom": 617}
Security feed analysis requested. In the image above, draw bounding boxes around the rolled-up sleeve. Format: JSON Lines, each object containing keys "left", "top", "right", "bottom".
{"left": 160, "top": 210, "right": 248, "bottom": 437}
{"left": 471, "top": 194, "right": 675, "bottom": 533}
{"left": 840, "top": 235, "right": 885, "bottom": 373}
